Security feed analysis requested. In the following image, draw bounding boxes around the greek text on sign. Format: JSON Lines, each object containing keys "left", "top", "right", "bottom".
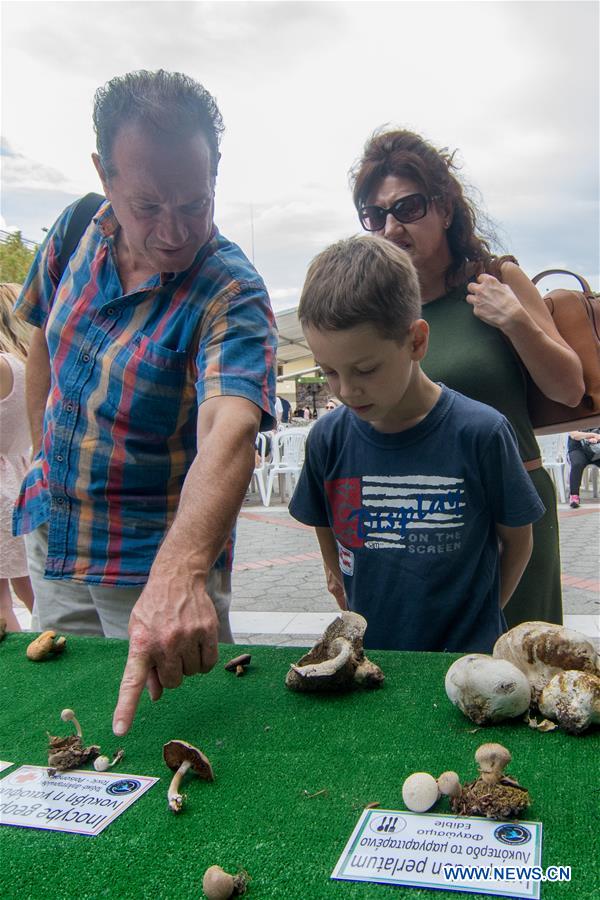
{"left": 0, "top": 765, "right": 158, "bottom": 836}
{"left": 332, "top": 809, "right": 544, "bottom": 899}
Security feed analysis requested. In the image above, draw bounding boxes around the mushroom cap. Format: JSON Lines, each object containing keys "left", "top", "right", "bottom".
{"left": 163, "top": 740, "right": 214, "bottom": 780}
{"left": 402, "top": 772, "right": 440, "bottom": 813}
{"left": 60, "top": 708, "right": 76, "bottom": 722}
{"left": 475, "top": 742, "right": 511, "bottom": 771}
{"left": 437, "top": 771, "right": 461, "bottom": 797}
{"left": 224, "top": 653, "right": 252, "bottom": 672}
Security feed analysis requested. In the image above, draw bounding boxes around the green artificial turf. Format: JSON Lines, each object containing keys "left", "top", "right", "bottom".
{"left": 0, "top": 634, "right": 598, "bottom": 900}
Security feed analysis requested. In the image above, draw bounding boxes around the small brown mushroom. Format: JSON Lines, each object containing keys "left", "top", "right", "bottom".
{"left": 163, "top": 740, "right": 214, "bottom": 813}
{"left": 475, "top": 743, "right": 512, "bottom": 785}
{"left": 437, "top": 771, "right": 462, "bottom": 800}
{"left": 26, "top": 630, "right": 67, "bottom": 661}
{"left": 285, "top": 612, "right": 384, "bottom": 692}
{"left": 449, "top": 743, "right": 530, "bottom": 820}
{"left": 202, "top": 865, "right": 249, "bottom": 899}
{"left": 224, "top": 653, "right": 251, "bottom": 676}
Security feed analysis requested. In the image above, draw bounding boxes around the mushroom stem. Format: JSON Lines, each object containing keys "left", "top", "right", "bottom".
{"left": 475, "top": 743, "right": 512, "bottom": 785}
{"left": 60, "top": 708, "right": 82, "bottom": 738}
{"left": 167, "top": 759, "right": 192, "bottom": 812}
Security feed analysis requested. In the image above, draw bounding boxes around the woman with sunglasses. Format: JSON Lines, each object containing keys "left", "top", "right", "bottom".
{"left": 349, "top": 129, "right": 584, "bottom": 628}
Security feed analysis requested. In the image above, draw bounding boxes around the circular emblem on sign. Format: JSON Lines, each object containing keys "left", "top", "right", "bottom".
{"left": 106, "top": 778, "right": 141, "bottom": 795}
{"left": 494, "top": 824, "right": 532, "bottom": 845}
{"left": 368, "top": 814, "right": 407, "bottom": 835}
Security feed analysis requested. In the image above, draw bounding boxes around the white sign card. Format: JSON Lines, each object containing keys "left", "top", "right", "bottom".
{"left": 0, "top": 765, "right": 158, "bottom": 836}
{"left": 0, "top": 761, "right": 14, "bottom": 773}
{"left": 332, "top": 809, "right": 543, "bottom": 899}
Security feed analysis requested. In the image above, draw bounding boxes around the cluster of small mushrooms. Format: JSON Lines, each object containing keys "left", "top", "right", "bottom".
{"left": 445, "top": 621, "right": 600, "bottom": 734}
{"left": 285, "top": 612, "right": 385, "bottom": 691}
{"left": 46, "top": 708, "right": 124, "bottom": 775}
{"left": 402, "top": 743, "right": 529, "bottom": 820}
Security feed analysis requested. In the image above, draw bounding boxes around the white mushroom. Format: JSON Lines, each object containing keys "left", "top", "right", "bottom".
{"left": 538, "top": 670, "right": 600, "bottom": 734}
{"left": 493, "top": 622, "right": 600, "bottom": 703}
{"left": 401, "top": 772, "right": 440, "bottom": 812}
{"left": 445, "top": 654, "right": 531, "bottom": 724}
{"left": 93, "top": 749, "right": 125, "bottom": 772}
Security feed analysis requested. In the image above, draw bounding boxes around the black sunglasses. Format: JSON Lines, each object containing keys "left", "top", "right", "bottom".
{"left": 359, "top": 193, "right": 432, "bottom": 232}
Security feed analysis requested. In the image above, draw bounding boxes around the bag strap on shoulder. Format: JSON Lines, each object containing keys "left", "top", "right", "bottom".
{"left": 532, "top": 269, "right": 592, "bottom": 294}
{"left": 57, "top": 192, "right": 105, "bottom": 279}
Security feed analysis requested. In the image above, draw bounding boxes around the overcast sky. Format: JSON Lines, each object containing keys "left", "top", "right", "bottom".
{"left": 1, "top": 0, "right": 598, "bottom": 309}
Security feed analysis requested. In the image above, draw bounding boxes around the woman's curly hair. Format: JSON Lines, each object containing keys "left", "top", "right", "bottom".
{"left": 350, "top": 129, "right": 503, "bottom": 288}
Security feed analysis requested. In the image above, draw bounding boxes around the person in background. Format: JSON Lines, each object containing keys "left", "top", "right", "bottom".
{"left": 289, "top": 237, "right": 544, "bottom": 652}
{"left": 0, "top": 284, "right": 35, "bottom": 630}
{"left": 324, "top": 397, "right": 342, "bottom": 412}
{"left": 349, "top": 129, "right": 584, "bottom": 628}
{"left": 567, "top": 428, "right": 600, "bottom": 507}
{"left": 13, "top": 70, "right": 277, "bottom": 735}
{"left": 278, "top": 395, "right": 292, "bottom": 423}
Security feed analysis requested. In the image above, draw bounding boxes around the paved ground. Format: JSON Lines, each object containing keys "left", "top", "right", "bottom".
{"left": 14, "top": 479, "right": 599, "bottom": 648}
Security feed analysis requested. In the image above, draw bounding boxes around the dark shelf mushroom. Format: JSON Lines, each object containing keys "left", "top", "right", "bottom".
{"left": 224, "top": 653, "right": 252, "bottom": 676}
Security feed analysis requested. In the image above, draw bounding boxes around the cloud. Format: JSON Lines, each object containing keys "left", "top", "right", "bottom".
{"left": 0, "top": 140, "right": 69, "bottom": 191}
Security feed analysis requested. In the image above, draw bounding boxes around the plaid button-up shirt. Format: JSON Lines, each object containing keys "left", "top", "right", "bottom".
{"left": 13, "top": 200, "right": 277, "bottom": 585}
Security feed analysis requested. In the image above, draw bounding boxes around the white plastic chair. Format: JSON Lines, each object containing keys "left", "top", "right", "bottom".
{"left": 251, "top": 432, "right": 270, "bottom": 506}
{"left": 537, "top": 433, "right": 568, "bottom": 503}
{"left": 264, "top": 427, "right": 309, "bottom": 506}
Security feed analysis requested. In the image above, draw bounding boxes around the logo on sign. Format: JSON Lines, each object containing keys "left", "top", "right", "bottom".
{"left": 368, "top": 815, "right": 407, "bottom": 835}
{"left": 106, "top": 779, "right": 141, "bottom": 796}
{"left": 494, "top": 824, "right": 532, "bottom": 845}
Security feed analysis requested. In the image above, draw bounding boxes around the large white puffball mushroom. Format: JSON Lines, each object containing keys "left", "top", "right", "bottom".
{"left": 538, "top": 670, "right": 600, "bottom": 734}
{"left": 402, "top": 773, "right": 440, "bottom": 813}
{"left": 493, "top": 622, "right": 600, "bottom": 703}
{"left": 445, "top": 654, "right": 531, "bottom": 725}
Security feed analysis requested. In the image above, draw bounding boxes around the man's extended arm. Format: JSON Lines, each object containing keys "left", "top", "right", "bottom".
{"left": 113, "top": 394, "right": 261, "bottom": 735}
{"left": 25, "top": 326, "right": 51, "bottom": 457}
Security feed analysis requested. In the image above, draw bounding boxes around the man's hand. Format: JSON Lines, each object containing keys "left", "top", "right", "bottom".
{"left": 112, "top": 570, "right": 219, "bottom": 736}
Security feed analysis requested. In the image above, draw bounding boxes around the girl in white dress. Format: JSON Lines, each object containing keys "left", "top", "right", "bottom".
{"left": 0, "top": 283, "right": 34, "bottom": 630}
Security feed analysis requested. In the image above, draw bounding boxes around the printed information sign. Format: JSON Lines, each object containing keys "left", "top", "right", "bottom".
{"left": 332, "top": 809, "right": 544, "bottom": 899}
{"left": 0, "top": 765, "right": 158, "bottom": 836}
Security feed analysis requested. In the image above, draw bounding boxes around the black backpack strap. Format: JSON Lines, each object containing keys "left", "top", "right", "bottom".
{"left": 57, "top": 192, "right": 105, "bottom": 279}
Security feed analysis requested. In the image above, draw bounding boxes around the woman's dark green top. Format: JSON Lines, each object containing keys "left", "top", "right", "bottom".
{"left": 420, "top": 283, "right": 539, "bottom": 462}
{"left": 420, "top": 282, "right": 562, "bottom": 627}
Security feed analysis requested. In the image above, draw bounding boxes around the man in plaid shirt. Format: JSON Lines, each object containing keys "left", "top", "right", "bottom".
{"left": 14, "top": 70, "right": 277, "bottom": 734}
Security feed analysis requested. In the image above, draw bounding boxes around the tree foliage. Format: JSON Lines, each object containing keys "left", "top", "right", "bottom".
{"left": 0, "top": 232, "right": 37, "bottom": 284}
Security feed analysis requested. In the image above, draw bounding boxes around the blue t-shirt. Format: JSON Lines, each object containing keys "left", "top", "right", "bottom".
{"left": 289, "top": 386, "right": 545, "bottom": 653}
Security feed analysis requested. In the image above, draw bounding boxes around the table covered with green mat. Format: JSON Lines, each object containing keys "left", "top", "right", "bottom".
{"left": 0, "top": 634, "right": 597, "bottom": 899}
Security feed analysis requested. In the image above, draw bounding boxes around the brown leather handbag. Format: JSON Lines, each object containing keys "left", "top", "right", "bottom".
{"left": 527, "top": 269, "right": 600, "bottom": 434}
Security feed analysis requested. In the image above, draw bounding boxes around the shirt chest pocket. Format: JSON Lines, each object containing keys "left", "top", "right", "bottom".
{"left": 103, "top": 332, "right": 189, "bottom": 436}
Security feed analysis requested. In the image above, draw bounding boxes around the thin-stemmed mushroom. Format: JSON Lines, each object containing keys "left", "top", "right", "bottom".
{"left": 94, "top": 749, "right": 125, "bottom": 772}
{"left": 47, "top": 708, "right": 100, "bottom": 773}
{"left": 163, "top": 740, "right": 214, "bottom": 813}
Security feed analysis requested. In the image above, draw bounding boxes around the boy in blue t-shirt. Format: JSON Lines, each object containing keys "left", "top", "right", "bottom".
{"left": 289, "top": 236, "right": 545, "bottom": 652}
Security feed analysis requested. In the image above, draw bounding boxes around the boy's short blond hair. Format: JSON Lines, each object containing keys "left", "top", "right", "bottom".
{"left": 298, "top": 235, "right": 421, "bottom": 340}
